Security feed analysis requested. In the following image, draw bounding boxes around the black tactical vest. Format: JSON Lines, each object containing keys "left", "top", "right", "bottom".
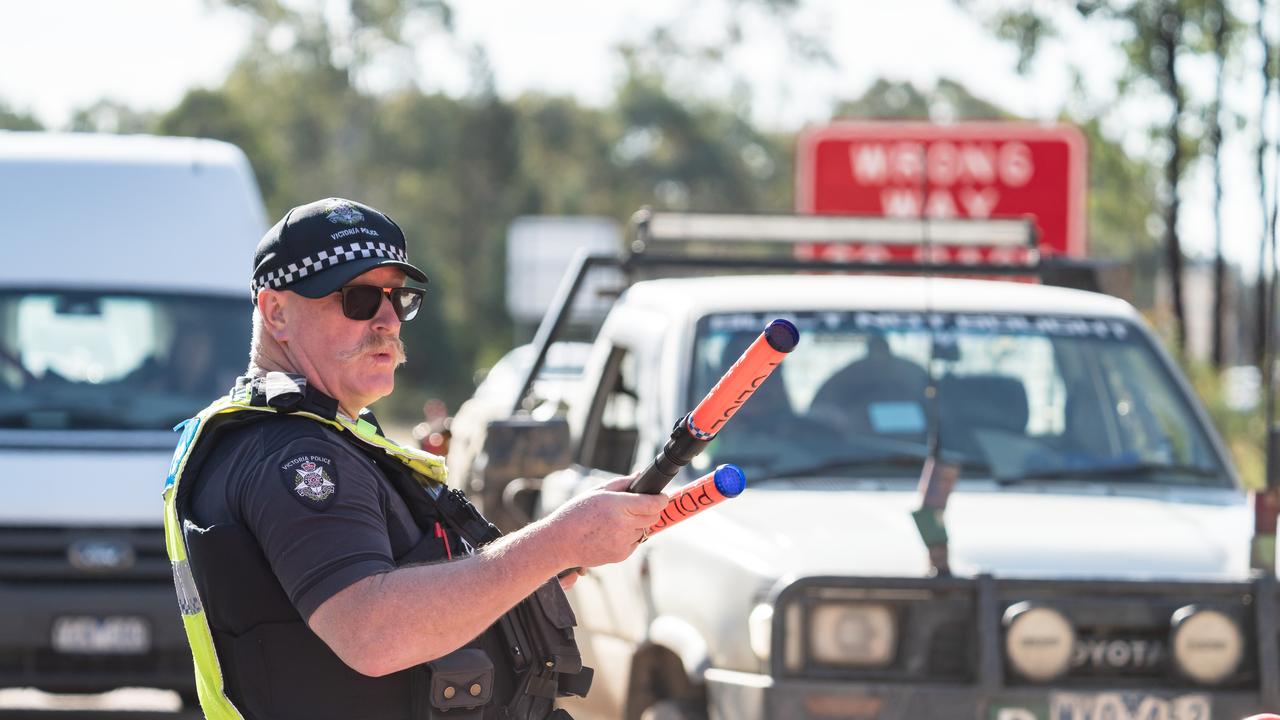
{"left": 173, "top": 374, "right": 591, "bottom": 719}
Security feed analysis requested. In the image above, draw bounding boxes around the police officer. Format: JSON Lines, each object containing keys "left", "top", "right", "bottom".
{"left": 162, "top": 198, "right": 667, "bottom": 720}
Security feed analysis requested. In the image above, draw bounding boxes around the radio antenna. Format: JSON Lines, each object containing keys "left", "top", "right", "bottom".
{"left": 921, "top": 145, "right": 939, "bottom": 457}
{"left": 912, "top": 139, "right": 956, "bottom": 578}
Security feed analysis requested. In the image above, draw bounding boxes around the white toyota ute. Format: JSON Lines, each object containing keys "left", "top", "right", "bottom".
{"left": 462, "top": 211, "right": 1277, "bottom": 720}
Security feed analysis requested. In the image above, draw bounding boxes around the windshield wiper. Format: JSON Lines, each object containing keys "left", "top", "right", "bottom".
{"left": 998, "top": 462, "right": 1222, "bottom": 485}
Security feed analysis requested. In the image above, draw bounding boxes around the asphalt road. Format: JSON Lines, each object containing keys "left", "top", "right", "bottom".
{"left": 0, "top": 689, "right": 198, "bottom": 719}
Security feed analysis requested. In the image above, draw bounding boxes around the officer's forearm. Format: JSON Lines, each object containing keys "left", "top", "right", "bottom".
{"left": 307, "top": 517, "right": 568, "bottom": 677}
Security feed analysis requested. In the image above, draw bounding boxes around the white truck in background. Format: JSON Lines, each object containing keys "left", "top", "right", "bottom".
{"left": 0, "top": 132, "right": 265, "bottom": 704}
{"left": 464, "top": 210, "right": 1279, "bottom": 720}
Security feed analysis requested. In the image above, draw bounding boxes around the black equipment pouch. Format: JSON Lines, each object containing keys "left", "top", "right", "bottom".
{"left": 435, "top": 491, "right": 594, "bottom": 696}
{"left": 525, "top": 582, "right": 582, "bottom": 675}
{"left": 346, "top": 424, "right": 595, "bottom": 717}
{"left": 423, "top": 648, "right": 494, "bottom": 720}
{"left": 433, "top": 489, "right": 596, "bottom": 711}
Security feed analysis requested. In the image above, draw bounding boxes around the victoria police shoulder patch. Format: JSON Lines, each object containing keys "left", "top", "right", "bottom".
{"left": 280, "top": 453, "right": 338, "bottom": 509}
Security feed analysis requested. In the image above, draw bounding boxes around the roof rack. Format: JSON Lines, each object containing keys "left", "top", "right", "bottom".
{"left": 631, "top": 208, "right": 1037, "bottom": 254}
{"left": 511, "top": 208, "right": 1106, "bottom": 415}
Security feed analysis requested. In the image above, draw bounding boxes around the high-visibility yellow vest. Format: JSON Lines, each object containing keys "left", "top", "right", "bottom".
{"left": 161, "top": 388, "right": 446, "bottom": 718}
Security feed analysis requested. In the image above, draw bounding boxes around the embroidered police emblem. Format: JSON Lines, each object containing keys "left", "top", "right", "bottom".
{"left": 280, "top": 454, "right": 338, "bottom": 509}
{"left": 325, "top": 201, "right": 364, "bottom": 226}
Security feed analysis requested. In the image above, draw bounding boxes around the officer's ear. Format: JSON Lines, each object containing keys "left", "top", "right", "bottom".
{"left": 257, "top": 289, "right": 291, "bottom": 342}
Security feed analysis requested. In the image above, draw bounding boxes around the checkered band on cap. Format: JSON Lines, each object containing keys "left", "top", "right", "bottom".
{"left": 251, "top": 241, "right": 410, "bottom": 294}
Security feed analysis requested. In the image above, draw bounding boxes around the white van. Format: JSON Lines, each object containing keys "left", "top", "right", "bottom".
{"left": 0, "top": 132, "right": 265, "bottom": 701}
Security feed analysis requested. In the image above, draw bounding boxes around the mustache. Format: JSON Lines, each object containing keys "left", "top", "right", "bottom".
{"left": 337, "top": 333, "right": 407, "bottom": 365}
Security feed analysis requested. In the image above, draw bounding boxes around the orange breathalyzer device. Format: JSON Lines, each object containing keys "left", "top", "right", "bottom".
{"left": 648, "top": 464, "right": 746, "bottom": 536}
{"left": 628, "top": 319, "right": 798, "bottom": 494}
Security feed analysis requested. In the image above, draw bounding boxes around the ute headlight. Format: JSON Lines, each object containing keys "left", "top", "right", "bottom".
{"left": 1004, "top": 603, "right": 1075, "bottom": 682}
{"left": 1171, "top": 606, "right": 1243, "bottom": 685}
{"left": 748, "top": 603, "right": 773, "bottom": 661}
{"left": 809, "top": 602, "right": 896, "bottom": 667}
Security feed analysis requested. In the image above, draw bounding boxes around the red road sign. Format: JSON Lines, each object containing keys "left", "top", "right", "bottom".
{"left": 796, "top": 122, "right": 1087, "bottom": 259}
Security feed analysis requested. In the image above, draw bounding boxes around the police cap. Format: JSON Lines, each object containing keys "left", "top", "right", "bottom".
{"left": 250, "top": 197, "right": 428, "bottom": 302}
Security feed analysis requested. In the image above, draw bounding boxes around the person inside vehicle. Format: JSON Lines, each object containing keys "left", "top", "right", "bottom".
{"left": 807, "top": 330, "right": 929, "bottom": 440}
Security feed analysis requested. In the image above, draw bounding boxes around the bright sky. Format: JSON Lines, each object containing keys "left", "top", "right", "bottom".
{"left": 0, "top": 0, "right": 1272, "bottom": 272}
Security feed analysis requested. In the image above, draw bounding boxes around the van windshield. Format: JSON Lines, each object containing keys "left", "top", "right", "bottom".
{"left": 691, "top": 311, "right": 1231, "bottom": 488}
{"left": 0, "top": 291, "right": 249, "bottom": 431}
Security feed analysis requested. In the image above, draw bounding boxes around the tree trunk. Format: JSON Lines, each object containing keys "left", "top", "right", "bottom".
{"left": 1162, "top": 7, "right": 1188, "bottom": 357}
{"left": 1211, "top": 0, "right": 1227, "bottom": 368}
{"left": 1258, "top": 0, "right": 1273, "bottom": 369}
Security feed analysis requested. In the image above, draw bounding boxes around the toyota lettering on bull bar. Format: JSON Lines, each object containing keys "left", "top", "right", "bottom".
{"left": 1072, "top": 638, "right": 1164, "bottom": 672}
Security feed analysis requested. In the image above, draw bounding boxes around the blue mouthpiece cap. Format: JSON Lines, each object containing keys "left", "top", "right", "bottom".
{"left": 765, "top": 319, "right": 799, "bottom": 353}
{"left": 712, "top": 464, "right": 747, "bottom": 498}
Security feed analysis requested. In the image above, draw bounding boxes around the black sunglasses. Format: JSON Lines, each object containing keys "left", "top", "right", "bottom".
{"left": 338, "top": 285, "right": 426, "bottom": 322}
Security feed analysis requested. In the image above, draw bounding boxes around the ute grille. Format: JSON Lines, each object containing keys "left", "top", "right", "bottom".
{"left": 0, "top": 526, "right": 170, "bottom": 583}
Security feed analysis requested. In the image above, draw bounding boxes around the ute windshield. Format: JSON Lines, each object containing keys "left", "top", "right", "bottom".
{"left": 0, "top": 290, "right": 249, "bottom": 432}
{"left": 690, "top": 311, "right": 1231, "bottom": 488}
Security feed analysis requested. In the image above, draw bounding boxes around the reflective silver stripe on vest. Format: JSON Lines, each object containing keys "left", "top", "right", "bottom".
{"left": 173, "top": 557, "right": 203, "bottom": 616}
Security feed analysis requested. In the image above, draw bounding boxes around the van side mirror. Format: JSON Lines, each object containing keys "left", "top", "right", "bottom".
{"left": 476, "top": 418, "right": 571, "bottom": 531}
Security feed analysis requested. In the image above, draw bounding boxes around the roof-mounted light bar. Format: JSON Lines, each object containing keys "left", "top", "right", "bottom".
{"left": 631, "top": 209, "right": 1038, "bottom": 254}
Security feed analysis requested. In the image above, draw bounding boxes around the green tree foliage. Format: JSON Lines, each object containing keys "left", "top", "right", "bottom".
{"left": 4, "top": 0, "right": 1161, "bottom": 427}
{"left": 836, "top": 78, "right": 1012, "bottom": 121}
{"left": 42, "top": 70, "right": 1144, "bottom": 421}
{"left": 609, "top": 67, "right": 793, "bottom": 214}
{"left": 0, "top": 101, "right": 42, "bottom": 131}
{"left": 1184, "top": 360, "right": 1267, "bottom": 488}
{"left": 962, "top": 0, "right": 1251, "bottom": 358}
{"left": 992, "top": 8, "right": 1058, "bottom": 75}
{"left": 1077, "top": 116, "right": 1161, "bottom": 262}
{"left": 157, "top": 90, "right": 280, "bottom": 202}
{"left": 134, "top": 0, "right": 797, "bottom": 417}
{"left": 69, "top": 100, "right": 156, "bottom": 134}
{"left": 1253, "top": 0, "right": 1275, "bottom": 364}
{"left": 959, "top": 0, "right": 1264, "bottom": 472}
{"left": 1204, "top": 0, "right": 1233, "bottom": 367}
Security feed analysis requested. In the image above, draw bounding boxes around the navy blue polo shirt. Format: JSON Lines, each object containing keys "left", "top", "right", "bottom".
{"left": 188, "top": 413, "right": 428, "bottom": 620}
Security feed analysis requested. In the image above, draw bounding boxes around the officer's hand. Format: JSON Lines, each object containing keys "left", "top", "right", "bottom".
{"left": 591, "top": 474, "right": 633, "bottom": 492}
{"left": 544, "top": 473, "right": 668, "bottom": 570}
